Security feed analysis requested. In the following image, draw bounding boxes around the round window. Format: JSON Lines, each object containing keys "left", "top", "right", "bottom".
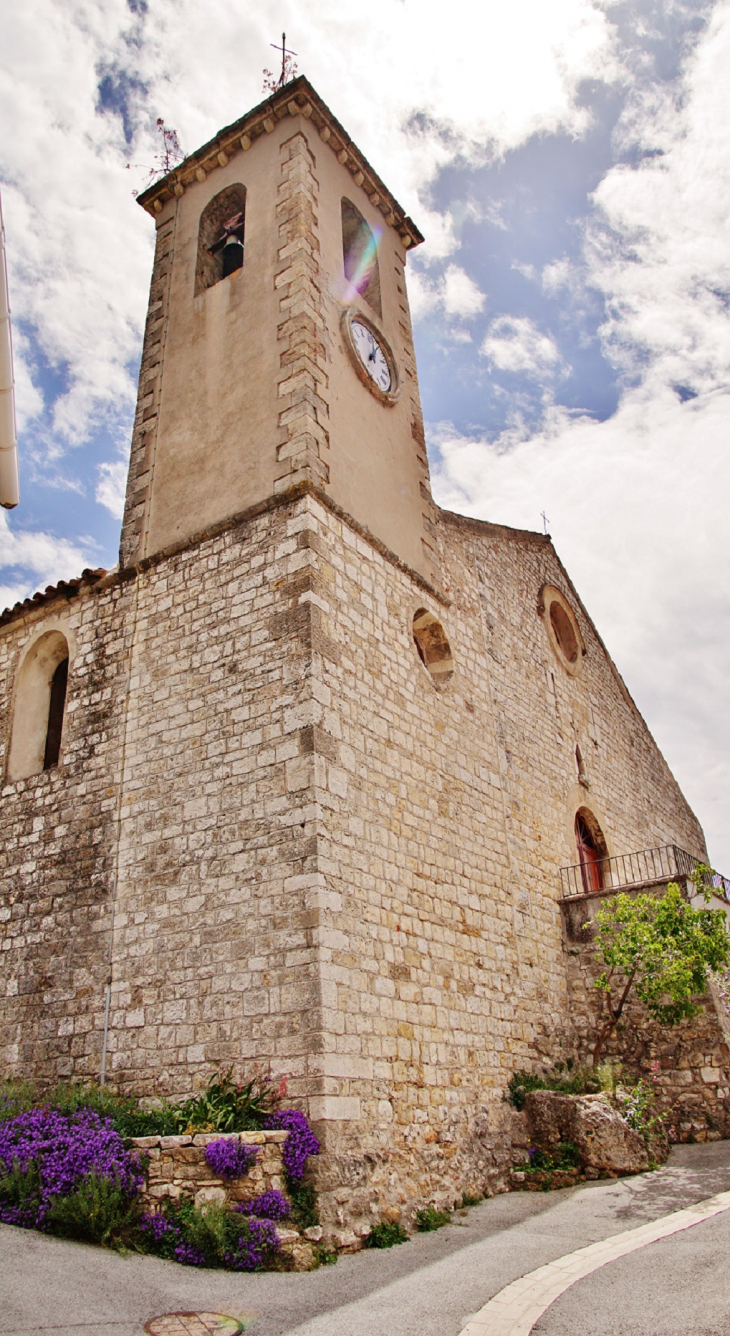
{"left": 412, "top": 609, "right": 454, "bottom": 689}
{"left": 550, "top": 602, "right": 578, "bottom": 664}
{"left": 540, "top": 585, "right": 583, "bottom": 674}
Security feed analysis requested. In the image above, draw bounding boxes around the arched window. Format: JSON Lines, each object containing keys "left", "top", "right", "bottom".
{"left": 575, "top": 808, "right": 607, "bottom": 894}
{"left": 194, "top": 184, "right": 247, "bottom": 297}
{"left": 341, "top": 198, "right": 382, "bottom": 317}
{"left": 7, "top": 630, "right": 71, "bottom": 780}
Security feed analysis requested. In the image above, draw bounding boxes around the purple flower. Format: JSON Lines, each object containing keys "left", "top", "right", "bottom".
{"left": 225, "top": 1217, "right": 280, "bottom": 1271}
{"left": 173, "top": 1241, "right": 207, "bottom": 1266}
{"left": 0, "top": 1108, "right": 143, "bottom": 1230}
{"left": 140, "top": 1211, "right": 176, "bottom": 1242}
{"left": 237, "top": 1189, "right": 290, "bottom": 1220}
{"left": 204, "top": 1139, "right": 258, "bottom": 1180}
{"left": 264, "top": 1110, "right": 319, "bottom": 1181}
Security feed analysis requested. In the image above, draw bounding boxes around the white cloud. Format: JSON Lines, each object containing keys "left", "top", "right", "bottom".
{"left": 95, "top": 459, "right": 127, "bottom": 519}
{"left": 0, "top": 510, "right": 97, "bottom": 610}
{"left": 481, "top": 315, "right": 563, "bottom": 377}
{"left": 407, "top": 264, "right": 486, "bottom": 325}
{"left": 443, "top": 265, "right": 486, "bottom": 318}
{"left": 431, "top": 9, "right": 730, "bottom": 868}
{"left": 584, "top": 4, "right": 730, "bottom": 396}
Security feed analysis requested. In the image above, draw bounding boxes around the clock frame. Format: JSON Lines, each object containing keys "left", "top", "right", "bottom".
{"left": 341, "top": 308, "right": 400, "bottom": 406}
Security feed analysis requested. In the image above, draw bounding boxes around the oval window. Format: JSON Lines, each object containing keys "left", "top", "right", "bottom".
{"left": 412, "top": 609, "right": 454, "bottom": 689}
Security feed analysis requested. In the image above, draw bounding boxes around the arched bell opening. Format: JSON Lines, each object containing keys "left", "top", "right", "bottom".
{"left": 195, "top": 185, "right": 247, "bottom": 297}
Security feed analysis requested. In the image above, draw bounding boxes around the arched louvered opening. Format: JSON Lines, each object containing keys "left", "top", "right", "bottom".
{"left": 43, "top": 655, "right": 68, "bottom": 770}
{"left": 341, "top": 198, "right": 382, "bottom": 317}
{"left": 195, "top": 184, "right": 247, "bottom": 297}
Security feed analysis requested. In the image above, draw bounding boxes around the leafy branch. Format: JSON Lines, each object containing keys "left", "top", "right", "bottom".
{"left": 588, "top": 872, "right": 729, "bottom": 1065}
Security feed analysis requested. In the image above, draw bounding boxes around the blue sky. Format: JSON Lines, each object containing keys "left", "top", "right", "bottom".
{"left": 2, "top": 0, "right": 729, "bottom": 867}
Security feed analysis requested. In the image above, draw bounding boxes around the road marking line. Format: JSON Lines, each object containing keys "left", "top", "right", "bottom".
{"left": 458, "top": 1188, "right": 730, "bottom": 1336}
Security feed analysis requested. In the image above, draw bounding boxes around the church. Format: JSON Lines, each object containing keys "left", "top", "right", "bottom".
{"left": 1, "top": 76, "right": 726, "bottom": 1239}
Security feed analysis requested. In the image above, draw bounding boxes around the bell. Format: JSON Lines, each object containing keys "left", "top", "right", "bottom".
{"left": 222, "top": 235, "right": 243, "bottom": 277}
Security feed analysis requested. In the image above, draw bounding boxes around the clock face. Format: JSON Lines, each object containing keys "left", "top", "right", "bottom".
{"left": 351, "top": 319, "right": 393, "bottom": 394}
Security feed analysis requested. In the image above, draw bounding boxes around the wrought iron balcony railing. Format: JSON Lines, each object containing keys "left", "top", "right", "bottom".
{"left": 559, "top": 843, "right": 730, "bottom": 902}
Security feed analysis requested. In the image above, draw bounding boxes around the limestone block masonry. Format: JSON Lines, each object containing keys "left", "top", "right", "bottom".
{"left": 0, "top": 75, "right": 719, "bottom": 1245}
{"left": 133, "top": 1129, "right": 288, "bottom": 1207}
{"left": 0, "top": 484, "right": 714, "bottom": 1239}
{"left": 131, "top": 1129, "right": 316, "bottom": 1268}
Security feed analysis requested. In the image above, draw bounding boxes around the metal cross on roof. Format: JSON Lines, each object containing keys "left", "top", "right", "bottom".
{"left": 270, "top": 33, "right": 297, "bottom": 88}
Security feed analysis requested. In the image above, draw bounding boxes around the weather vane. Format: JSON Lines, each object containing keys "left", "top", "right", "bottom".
{"left": 263, "top": 33, "right": 298, "bottom": 93}
{"left": 541, "top": 511, "right": 550, "bottom": 535}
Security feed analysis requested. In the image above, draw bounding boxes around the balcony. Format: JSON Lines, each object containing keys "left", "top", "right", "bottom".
{"left": 559, "top": 843, "right": 730, "bottom": 903}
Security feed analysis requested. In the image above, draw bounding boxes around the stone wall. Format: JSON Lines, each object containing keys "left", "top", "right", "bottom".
{"left": 0, "top": 576, "right": 133, "bottom": 1080}
{"left": 131, "top": 1128, "right": 317, "bottom": 1267}
{"left": 0, "top": 485, "right": 710, "bottom": 1235}
{"left": 132, "top": 1128, "right": 287, "bottom": 1207}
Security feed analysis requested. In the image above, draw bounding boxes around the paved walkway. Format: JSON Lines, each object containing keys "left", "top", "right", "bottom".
{"left": 2, "top": 1141, "right": 730, "bottom": 1336}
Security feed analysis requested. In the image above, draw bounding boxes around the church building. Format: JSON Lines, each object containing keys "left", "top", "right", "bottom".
{"left": 1, "top": 77, "right": 724, "bottom": 1238}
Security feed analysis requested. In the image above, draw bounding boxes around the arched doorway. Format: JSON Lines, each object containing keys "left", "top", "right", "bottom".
{"left": 575, "top": 809, "right": 607, "bottom": 894}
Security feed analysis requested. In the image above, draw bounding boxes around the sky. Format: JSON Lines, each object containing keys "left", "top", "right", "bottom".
{"left": 1, "top": 0, "right": 728, "bottom": 869}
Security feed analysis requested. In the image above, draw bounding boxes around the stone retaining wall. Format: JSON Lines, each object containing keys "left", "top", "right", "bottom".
{"left": 130, "top": 1129, "right": 288, "bottom": 1207}
{"left": 129, "top": 1129, "right": 317, "bottom": 1269}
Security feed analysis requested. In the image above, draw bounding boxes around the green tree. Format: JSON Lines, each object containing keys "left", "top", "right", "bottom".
{"left": 589, "top": 877, "right": 729, "bottom": 1065}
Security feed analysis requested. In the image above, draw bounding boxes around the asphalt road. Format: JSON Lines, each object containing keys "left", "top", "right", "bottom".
{"left": 2, "top": 1141, "right": 730, "bottom": 1336}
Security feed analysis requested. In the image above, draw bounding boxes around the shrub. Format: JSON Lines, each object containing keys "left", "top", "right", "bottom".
{"left": 616, "top": 1079, "right": 665, "bottom": 1142}
{"left": 264, "top": 1110, "right": 320, "bottom": 1181}
{"left": 364, "top": 1220, "right": 409, "bottom": 1248}
{"left": 140, "top": 1197, "right": 281, "bottom": 1270}
{"left": 522, "top": 1142, "right": 581, "bottom": 1174}
{"left": 415, "top": 1206, "right": 451, "bottom": 1232}
{"left": 506, "top": 1066, "right": 589, "bottom": 1111}
{"left": 203, "top": 1139, "right": 258, "bottom": 1181}
{"left": 0, "top": 1108, "right": 143, "bottom": 1230}
{"left": 287, "top": 1179, "right": 319, "bottom": 1230}
{"left": 171, "top": 1069, "right": 279, "bottom": 1134}
{"left": 45, "top": 1170, "right": 140, "bottom": 1245}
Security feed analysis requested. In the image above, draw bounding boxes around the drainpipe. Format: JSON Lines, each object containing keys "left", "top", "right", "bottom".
{"left": 0, "top": 188, "right": 19, "bottom": 510}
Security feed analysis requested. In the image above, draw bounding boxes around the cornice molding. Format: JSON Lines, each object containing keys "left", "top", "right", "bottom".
{"left": 137, "top": 76, "right": 424, "bottom": 251}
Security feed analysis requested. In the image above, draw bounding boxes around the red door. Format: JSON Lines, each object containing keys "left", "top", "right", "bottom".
{"left": 575, "top": 814, "right": 604, "bottom": 893}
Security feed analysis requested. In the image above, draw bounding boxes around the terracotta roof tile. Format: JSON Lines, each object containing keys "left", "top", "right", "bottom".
{"left": 0, "top": 568, "right": 107, "bottom": 628}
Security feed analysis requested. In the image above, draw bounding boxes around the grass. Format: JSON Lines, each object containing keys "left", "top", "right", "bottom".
{"left": 364, "top": 1220, "right": 409, "bottom": 1248}
{"left": 505, "top": 1064, "right": 596, "bottom": 1111}
{"left": 415, "top": 1206, "right": 451, "bottom": 1232}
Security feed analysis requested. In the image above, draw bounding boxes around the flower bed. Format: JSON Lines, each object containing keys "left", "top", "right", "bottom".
{"left": 0, "top": 1075, "right": 321, "bottom": 1270}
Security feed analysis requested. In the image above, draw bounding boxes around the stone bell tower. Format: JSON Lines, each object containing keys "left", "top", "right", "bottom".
{"left": 120, "top": 76, "right": 435, "bottom": 583}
